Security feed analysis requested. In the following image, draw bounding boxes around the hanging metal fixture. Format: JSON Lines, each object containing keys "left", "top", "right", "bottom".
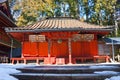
{"left": 57, "top": 39, "right": 62, "bottom": 44}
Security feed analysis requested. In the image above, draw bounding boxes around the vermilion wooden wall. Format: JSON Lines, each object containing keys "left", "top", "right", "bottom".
{"left": 38, "top": 42, "right": 48, "bottom": 57}
{"left": 22, "top": 42, "right": 38, "bottom": 57}
{"left": 22, "top": 40, "right": 98, "bottom": 58}
{"left": 71, "top": 40, "right": 98, "bottom": 57}
{"left": 89, "top": 40, "right": 98, "bottom": 56}
{"left": 22, "top": 33, "right": 98, "bottom": 58}
{"left": 22, "top": 42, "right": 48, "bottom": 57}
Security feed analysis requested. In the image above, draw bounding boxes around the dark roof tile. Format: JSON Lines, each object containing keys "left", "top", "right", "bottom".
{"left": 5, "top": 17, "right": 113, "bottom": 32}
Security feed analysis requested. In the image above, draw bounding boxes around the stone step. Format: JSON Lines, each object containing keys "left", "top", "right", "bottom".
{"left": 17, "top": 65, "right": 120, "bottom": 74}
{"left": 12, "top": 64, "right": 120, "bottom": 80}
{"left": 12, "top": 73, "right": 120, "bottom": 80}
{"left": 18, "top": 68, "right": 120, "bottom": 74}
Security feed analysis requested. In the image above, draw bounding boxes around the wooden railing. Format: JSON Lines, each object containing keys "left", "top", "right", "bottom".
{"left": 11, "top": 56, "right": 110, "bottom": 65}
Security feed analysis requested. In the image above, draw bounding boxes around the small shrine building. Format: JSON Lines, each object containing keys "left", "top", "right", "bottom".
{"left": 6, "top": 17, "right": 113, "bottom": 64}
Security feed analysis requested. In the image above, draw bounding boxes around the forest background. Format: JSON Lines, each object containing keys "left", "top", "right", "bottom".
{"left": 9, "top": 0, "right": 120, "bottom": 36}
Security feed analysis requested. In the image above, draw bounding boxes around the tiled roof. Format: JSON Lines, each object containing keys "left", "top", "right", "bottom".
{"left": 5, "top": 17, "right": 113, "bottom": 32}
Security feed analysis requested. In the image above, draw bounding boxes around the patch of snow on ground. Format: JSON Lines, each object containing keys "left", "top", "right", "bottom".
{"left": 0, "top": 63, "right": 35, "bottom": 80}
{"left": 100, "top": 62, "right": 120, "bottom": 65}
{"left": 94, "top": 71, "right": 119, "bottom": 75}
{"left": 105, "top": 76, "right": 120, "bottom": 80}
{"left": 90, "top": 65, "right": 119, "bottom": 69}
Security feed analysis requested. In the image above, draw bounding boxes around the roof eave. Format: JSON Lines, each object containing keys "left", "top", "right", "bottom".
{"left": 5, "top": 28, "right": 113, "bottom": 33}
{"left": 0, "top": 10, "right": 17, "bottom": 27}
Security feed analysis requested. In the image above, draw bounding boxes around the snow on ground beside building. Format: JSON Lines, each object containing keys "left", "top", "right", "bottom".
{"left": 89, "top": 64, "right": 120, "bottom": 80}
{"left": 89, "top": 65, "right": 119, "bottom": 69}
{"left": 0, "top": 64, "right": 35, "bottom": 80}
{"left": 105, "top": 76, "right": 120, "bottom": 80}
{"left": 94, "top": 71, "right": 119, "bottom": 75}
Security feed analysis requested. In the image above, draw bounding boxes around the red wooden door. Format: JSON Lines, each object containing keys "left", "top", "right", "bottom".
{"left": 81, "top": 41, "right": 91, "bottom": 57}
{"left": 89, "top": 40, "right": 98, "bottom": 56}
{"left": 51, "top": 40, "right": 68, "bottom": 57}
{"left": 38, "top": 42, "right": 48, "bottom": 57}
{"left": 22, "top": 42, "right": 38, "bottom": 57}
{"left": 72, "top": 41, "right": 82, "bottom": 57}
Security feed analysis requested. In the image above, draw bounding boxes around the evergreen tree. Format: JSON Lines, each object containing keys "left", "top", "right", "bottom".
{"left": 9, "top": 0, "right": 117, "bottom": 28}
{"left": 10, "top": 0, "right": 55, "bottom": 26}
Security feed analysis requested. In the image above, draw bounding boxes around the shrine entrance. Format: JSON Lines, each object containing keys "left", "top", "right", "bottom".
{"left": 51, "top": 39, "right": 68, "bottom": 58}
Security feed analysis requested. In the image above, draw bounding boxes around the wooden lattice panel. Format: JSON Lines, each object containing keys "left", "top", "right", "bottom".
{"left": 29, "top": 35, "right": 46, "bottom": 42}
{"left": 72, "top": 34, "right": 94, "bottom": 41}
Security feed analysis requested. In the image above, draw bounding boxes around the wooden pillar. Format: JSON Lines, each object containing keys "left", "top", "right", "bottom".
{"left": 68, "top": 38, "right": 72, "bottom": 64}
{"left": 11, "top": 59, "right": 14, "bottom": 64}
{"left": 44, "top": 39, "right": 51, "bottom": 64}
{"left": 21, "top": 42, "right": 24, "bottom": 58}
{"left": 24, "top": 59, "right": 27, "bottom": 64}
{"left": 47, "top": 39, "right": 51, "bottom": 64}
{"left": 48, "top": 39, "right": 51, "bottom": 57}
{"left": 36, "top": 58, "right": 39, "bottom": 65}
